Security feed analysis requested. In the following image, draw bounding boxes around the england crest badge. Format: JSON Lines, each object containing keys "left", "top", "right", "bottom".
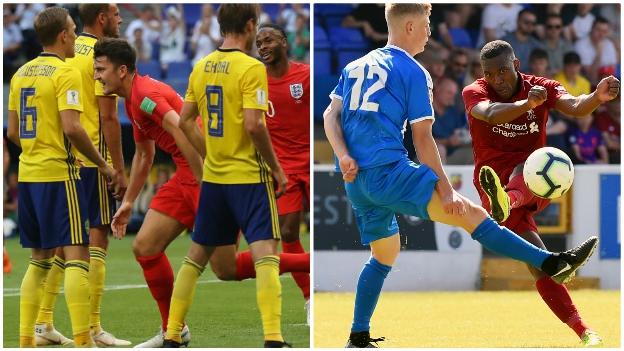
{"left": 290, "top": 83, "right": 304, "bottom": 99}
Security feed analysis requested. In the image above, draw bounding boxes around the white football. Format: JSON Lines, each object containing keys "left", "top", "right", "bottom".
{"left": 523, "top": 147, "right": 574, "bottom": 199}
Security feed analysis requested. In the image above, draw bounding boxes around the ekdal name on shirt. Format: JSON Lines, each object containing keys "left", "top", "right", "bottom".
{"left": 203, "top": 61, "right": 230, "bottom": 74}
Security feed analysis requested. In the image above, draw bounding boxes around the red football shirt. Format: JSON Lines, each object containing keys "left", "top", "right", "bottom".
{"left": 594, "top": 111, "right": 620, "bottom": 138}
{"left": 265, "top": 61, "right": 310, "bottom": 173}
{"left": 462, "top": 72, "right": 568, "bottom": 185}
{"left": 125, "top": 74, "right": 190, "bottom": 170}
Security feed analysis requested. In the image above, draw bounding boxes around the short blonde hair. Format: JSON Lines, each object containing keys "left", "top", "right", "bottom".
{"left": 385, "top": 3, "right": 432, "bottom": 27}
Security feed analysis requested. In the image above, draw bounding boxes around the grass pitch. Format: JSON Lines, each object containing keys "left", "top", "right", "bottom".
{"left": 314, "top": 290, "right": 620, "bottom": 348}
{"left": 3, "top": 233, "right": 310, "bottom": 347}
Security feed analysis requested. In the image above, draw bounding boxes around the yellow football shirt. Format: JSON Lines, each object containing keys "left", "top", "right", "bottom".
{"left": 553, "top": 72, "right": 591, "bottom": 97}
{"left": 8, "top": 53, "right": 84, "bottom": 182}
{"left": 186, "top": 49, "right": 270, "bottom": 184}
{"left": 68, "top": 32, "right": 113, "bottom": 167}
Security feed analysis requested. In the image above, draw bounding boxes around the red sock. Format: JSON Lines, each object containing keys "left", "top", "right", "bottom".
{"left": 506, "top": 173, "right": 535, "bottom": 209}
{"left": 136, "top": 252, "right": 174, "bottom": 331}
{"left": 282, "top": 240, "right": 310, "bottom": 299}
{"left": 535, "top": 276, "right": 588, "bottom": 338}
{"left": 235, "top": 250, "right": 310, "bottom": 280}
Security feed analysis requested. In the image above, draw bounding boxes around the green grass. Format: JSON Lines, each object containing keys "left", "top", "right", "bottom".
{"left": 315, "top": 290, "right": 620, "bottom": 348}
{"left": 3, "top": 232, "right": 310, "bottom": 347}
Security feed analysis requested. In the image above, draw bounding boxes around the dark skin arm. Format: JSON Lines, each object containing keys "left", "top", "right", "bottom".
{"left": 469, "top": 85, "right": 547, "bottom": 125}
{"left": 554, "top": 76, "right": 620, "bottom": 117}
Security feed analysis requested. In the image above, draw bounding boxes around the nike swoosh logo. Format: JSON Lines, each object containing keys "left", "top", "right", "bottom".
{"left": 554, "top": 262, "right": 572, "bottom": 276}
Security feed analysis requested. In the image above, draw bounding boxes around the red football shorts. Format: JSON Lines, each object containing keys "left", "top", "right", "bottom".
{"left": 149, "top": 169, "right": 199, "bottom": 230}
{"left": 276, "top": 172, "right": 310, "bottom": 216}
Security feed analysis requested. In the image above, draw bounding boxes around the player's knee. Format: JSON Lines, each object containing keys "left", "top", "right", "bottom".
{"left": 280, "top": 227, "right": 297, "bottom": 243}
{"left": 211, "top": 264, "right": 237, "bottom": 281}
{"left": 132, "top": 237, "right": 157, "bottom": 257}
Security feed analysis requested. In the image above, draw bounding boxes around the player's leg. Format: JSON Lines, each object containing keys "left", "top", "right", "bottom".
{"left": 133, "top": 209, "right": 186, "bottom": 333}
{"left": 62, "top": 244, "right": 92, "bottom": 347}
{"left": 280, "top": 211, "right": 310, "bottom": 300}
{"left": 480, "top": 163, "right": 536, "bottom": 223}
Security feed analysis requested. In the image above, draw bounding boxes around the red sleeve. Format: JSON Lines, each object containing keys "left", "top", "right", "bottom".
{"left": 136, "top": 86, "right": 175, "bottom": 127}
{"left": 462, "top": 82, "right": 489, "bottom": 117}
{"left": 537, "top": 77, "right": 567, "bottom": 109}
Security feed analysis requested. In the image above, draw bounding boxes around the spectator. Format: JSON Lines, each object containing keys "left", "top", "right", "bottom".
{"left": 569, "top": 4, "right": 595, "bottom": 41}
{"left": 124, "top": 5, "right": 161, "bottom": 45}
{"left": 417, "top": 48, "right": 447, "bottom": 82}
{"left": 598, "top": 4, "right": 620, "bottom": 51}
{"left": 463, "top": 53, "right": 484, "bottom": 87}
{"left": 445, "top": 48, "right": 469, "bottom": 86}
{"left": 131, "top": 27, "right": 152, "bottom": 62}
{"left": 593, "top": 97, "right": 620, "bottom": 163}
{"left": 574, "top": 17, "right": 618, "bottom": 83}
{"left": 159, "top": 6, "right": 186, "bottom": 75}
{"left": 477, "top": 4, "right": 522, "bottom": 47}
{"left": 190, "top": 4, "right": 221, "bottom": 66}
{"left": 342, "top": 4, "right": 388, "bottom": 49}
{"left": 3, "top": 10, "right": 23, "bottom": 82}
{"left": 553, "top": 52, "right": 591, "bottom": 98}
{"left": 501, "top": 9, "right": 545, "bottom": 72}
{"left": 431, "top": 77, "right": 473, "bottom": 165}
{"left": 287, "top": 14, "right": 310, "bottom": 62}
{"left": 569, "top": 115, "right": 609, "bottom": 164}
{"left": 528, "top": 48, "right": 550, "bottom": 78}
{"left": 438, "top": 9, "right": 472, "bottom": 49}
{"left": 533, "top": 4, "right": 564, "bottom": 39}
{"left": 546, "top": 112, "right": 570, "bottom": 154}
{"left": 278, "top": 4, "right": 309, "bottom": 34}
{"left": 543, "top": 14, "right": 574, "bottom": 74}
{"left": 258, "top": 5, "right": 272, "bottom": 25}
{"left": 14, "top": 3, "right": 45, "bottom": 60}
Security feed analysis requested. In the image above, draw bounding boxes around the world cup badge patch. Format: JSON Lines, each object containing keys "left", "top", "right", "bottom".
{"left": 290, "top": 83, "right": 303, "bottom": 100}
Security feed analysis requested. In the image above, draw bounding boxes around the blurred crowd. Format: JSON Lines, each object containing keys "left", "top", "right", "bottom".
{"left": 4, "top": 3, "right": 310, "bottom": 82}
{"left": 315, "top": 4, "right": 621, "bottom": 166}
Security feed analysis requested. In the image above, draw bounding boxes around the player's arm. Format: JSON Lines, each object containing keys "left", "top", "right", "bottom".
{"left": 6, "top": 110, "right": 20, "bottom": 147}
{"left": 244, "top": 108, "right": 287, "bottom": 197}
{"left": 111, "top": 139, "right": 155, "bottom": 239}
{"left": 323, "top": 97, "right": 358, "bottom": 182}
{"left": 597, "top": 144, "right": 609, "bottom": 164}
{"left": 60, "top": 109, "right": 115, "bottom": 181}
{"left": 412, "top": 120, "right": 466, "bottom": 216}
{"left": 469, "top": 84, "right": 550, "bottom": 125}
{"left": 554, "top": 76, "right": 620, "bottom": 117}
{"left": 161, "top": 110, "right": 203, "bottom": 183}
{"left": 179, "top": 101, "right": 206, "bottom": 159}
{"left": 98, "top": 95, "right": 127, "bottom": 199}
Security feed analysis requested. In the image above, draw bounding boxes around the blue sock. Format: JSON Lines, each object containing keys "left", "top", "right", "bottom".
{"left": 351, "top": 257, "right": 392, "bottom": 333}
{"left": 471, "top": 217, "right": 551, "bottom": 269}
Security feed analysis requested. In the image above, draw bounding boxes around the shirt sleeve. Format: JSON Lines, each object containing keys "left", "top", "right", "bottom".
{"left": 541, "top": 77, "right": 568, "bottom": 109}
{"left": 137, "top": 89, "right": 175, "bottom": 126}
{"left": 56, "top": 67, "right": 84, "bottom": 112}
{"left": 406, "top": 68, "right": 434, "bottom": 124}
{"left": 329, "top": 72, "right": 344, "bottom": 100}
{"left": 8, "top": 76, "right": 16, "bottom": 111}
{"left": 185, "top": 64, "right": 197, "bottom": 103}
{"left": 241, "top": 62, "right": 268, "bottom": 111}
{"left": 462, "top": 83, "right": 490, "bottom": 118}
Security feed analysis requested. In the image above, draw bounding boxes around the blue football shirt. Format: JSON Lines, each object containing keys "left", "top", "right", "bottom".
{"left": 330, "top": 45, "right": 434, "bottom": 170}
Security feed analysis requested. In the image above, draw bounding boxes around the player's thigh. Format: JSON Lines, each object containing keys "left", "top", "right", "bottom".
{"left": 427, "top": 189, "right": 488, "bottom": 233}
{"left": 230, "top": 182, "right": 281, "bottom": 245}
{"left": 133, "top": 209, "right": 187, "bottom": 256}
{"left": 30, "top": 248, "right": 56, "bottom": 261}
{"left": 369, "top": 233, "right": 400, "bottom": 266}
{"left": 63, "top": 245, "right": 89, "bottom": 262}
{"left": 89, "top": 225, "right": 109, "bottom": 249}
{"left": 279, "top": 211, "right": 302, "bottom": 242}
{"left": 80, "top": 167, "right": 116, "bottom": 229}
{"left": 208, "top": 244, "right": 237, "bottom": 280}
{"left": 249, "top": 239, "right": 279, "bottom": 262}
{"left": 193, "top": 182, "right": 239, "bottom": 247}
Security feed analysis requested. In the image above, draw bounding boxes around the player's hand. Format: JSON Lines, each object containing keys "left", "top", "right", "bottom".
{"left": 112, "top": 169, "right": 128, "bottom": 200}
{"left": 339, "top": 154, "right": 359, "bottom": 183}
{"left": 111, "top": 201, "right": 132, "bottom": 239}
{"left": 595, "top": 75, "right": 620, "bottom": 102}
{"left": 439, "top": 188, "right": 467, "bottom": 216}
{"left": 527, "top": 85, "right": 547, "bottom": 109}
{"left": 99, "top": 164, "right": 116, "bottom": 182}
{"left": 74, "top": 158, "right": 86, "bottom": 168}
{"left": 272, "top": 167, "right": 288, "bottom": 198}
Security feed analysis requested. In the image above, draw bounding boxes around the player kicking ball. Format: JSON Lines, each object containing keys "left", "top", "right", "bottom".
{"left": 323, "top": 4, "right": 599, "bottom": 348}
{"left": 463, "top": 39, "right": 619, "bottom": 347}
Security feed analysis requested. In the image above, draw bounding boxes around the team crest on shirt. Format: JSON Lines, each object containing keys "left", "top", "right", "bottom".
{"left": 290, "top": 83, "right": 304, "bottom": 99}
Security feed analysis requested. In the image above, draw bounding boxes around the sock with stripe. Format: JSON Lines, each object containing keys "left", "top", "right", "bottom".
{"left": 137, "top": 252, "right": 174, "bottom": 332}
{"left": 65, "top": 260, "right": 92, "bottom": 347}
{"left": 471, "top": 217, "right": 551, "bottom": 269}
{"left": 535, "top": 276, "right": 589, "bottom": 338}
{"left": 36, "top": 255, "right": 65, "bottom": 326}
{"left": 255, "top": 255, "right": 283, "bottom": 342}
{"left": 351, "top": 256, "right": 391, "bottom": 332}
{"left": 235, "top": 250, "right": 309, "bottom": 280}
{"left": 89, "top": 247, "right": 107, "bottom": 333}
{"left": 19, "top": 258, "right": 53, "bottom": 347}
{"left": 166, "top": 257, "right": 204, "bottom": 343}
{"left": 506, "top": 173, "right": 536, "bottom": 209}
{"left": 282, "top": 240, "right": 310, "bottom": 299}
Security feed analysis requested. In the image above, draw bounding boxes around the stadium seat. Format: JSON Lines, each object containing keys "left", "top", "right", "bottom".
{"left": 262, "top": 4, "right": 281, "bottom": 22}
{"left": 137, "top": 60, "right": 162, "bottom": 79}
{"left": 166, "top": 79, "right": 188, "bottom": 97}
{"left": 314, "top": 26, "right": 331, "bottom": 75}
{"left": 167, "top": 61, "right": 192, "bottom": 81}
{"left": 328, "top": 27, "right": 368, "bottom": 49}
{"left": 182, "top": 4, "right": 203, "bottom": 28}
{"left": 116, "top": 99, "right": 131, "bottom": 125}
{"left": 315, "top": 4, "right": 353, "bottom": 29}
{"left": 313, "top": 74, "right": 338, "bottom": 122}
